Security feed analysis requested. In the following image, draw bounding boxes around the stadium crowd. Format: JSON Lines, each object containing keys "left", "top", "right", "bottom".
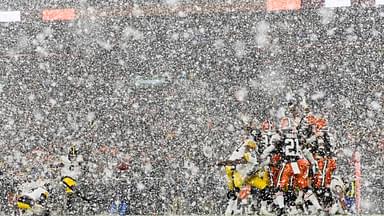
{"left": 0, "top": 2, "right": 383, "bottom": 215}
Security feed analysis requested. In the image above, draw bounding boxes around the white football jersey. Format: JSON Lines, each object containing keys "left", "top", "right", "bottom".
{"left": 25, "top": 187, "right": 48, "bottom": 201}
{"left": 60, "top": 155, "right": 83, "bottom": 180}
{"left": 228, "top": 141, "right": 257, "bottom": 177}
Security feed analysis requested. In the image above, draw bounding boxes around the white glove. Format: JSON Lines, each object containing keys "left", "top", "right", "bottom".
{"left": 312, "top": 161, "right": 320, "bottom": 175}
{"left": 258, "top": 169, "right": 265, "bottom": 178}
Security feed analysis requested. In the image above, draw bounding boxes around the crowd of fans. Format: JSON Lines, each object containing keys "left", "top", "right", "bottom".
{"left": 0, "top": 3, "right": 383, "bottom": 215}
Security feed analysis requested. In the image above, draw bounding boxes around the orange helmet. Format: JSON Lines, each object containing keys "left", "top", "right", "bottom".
{"left": 261, "top": 120, "right": 275, "bottom": 132}
{"left": 306, "top": 114, "right": 317, "bottom": 125}
{"left": 316, "top": 118, "right": 327, "bottom": 130}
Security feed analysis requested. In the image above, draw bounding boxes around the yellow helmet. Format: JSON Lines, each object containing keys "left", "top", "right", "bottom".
{"left": 42, "top": 191, "right": 49, "bottom": 199}
{"left": 17, "top": 195, "right": 34, "bottom": 210}
{"left": 245, "top": 139, "right": 257, "bottom": 149}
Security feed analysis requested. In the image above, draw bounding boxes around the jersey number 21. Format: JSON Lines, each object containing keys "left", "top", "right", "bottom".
{"left": 284, "top": 138, "right": 300, "bottom": 156}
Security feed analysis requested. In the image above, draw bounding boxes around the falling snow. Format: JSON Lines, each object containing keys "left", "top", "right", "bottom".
{"left": 0, "top": 0, "right": 383, "bottom": 216}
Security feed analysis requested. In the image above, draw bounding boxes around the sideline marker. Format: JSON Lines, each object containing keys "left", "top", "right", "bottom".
{"left": 42, "top": 8, "right": 76, "bottom": 21}
{"left": 267, "top": 0, "right": 301, "bottom": 11}
{"left": 0, "top": 11, "right": 21, "bottom": 22}
{"left": 324, "top": 0, "right": 351, "bottom": 7}
{"left": 353, "top": 151, "right": 361, "bottom": 213}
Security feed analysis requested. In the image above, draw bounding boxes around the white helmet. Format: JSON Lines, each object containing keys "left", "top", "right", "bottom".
{"left": 330, "top": 175, "right": 345, "bottom": 194}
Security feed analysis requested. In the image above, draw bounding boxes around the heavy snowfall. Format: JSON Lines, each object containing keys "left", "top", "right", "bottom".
{"left": 0, "top": 0, "right": 383, "bottom": 215}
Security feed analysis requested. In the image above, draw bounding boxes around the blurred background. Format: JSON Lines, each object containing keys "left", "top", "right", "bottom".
{"left": 0, "top": 0, "right": 383, "bottom": 215}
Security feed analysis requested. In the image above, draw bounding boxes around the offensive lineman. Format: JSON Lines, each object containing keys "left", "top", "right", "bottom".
{"left": 259, "top": 116, "right": 323, "bottom": 214}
